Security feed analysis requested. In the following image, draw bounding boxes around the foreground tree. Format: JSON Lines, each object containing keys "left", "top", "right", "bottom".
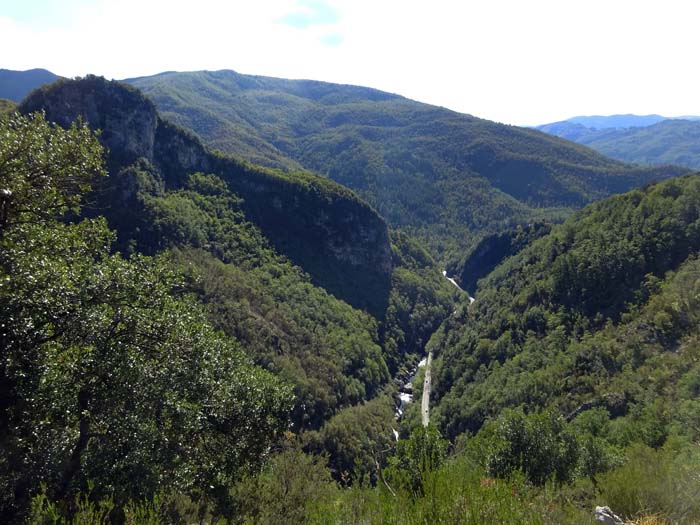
{"left": 0, "top": 112, "right": 292, "bottom": 522}
{"left": 385, "top": 425, "right": 448, "bottom": 495}
{"left": 485, "top": 409, "right": 579, "bottom": 485}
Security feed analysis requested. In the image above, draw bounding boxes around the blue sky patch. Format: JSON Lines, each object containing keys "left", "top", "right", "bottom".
{"left": 279, "top": 0, "right": 340, "bottom": 29}
{"left": 320, "top": 33, "right": 343, "bottom": 47}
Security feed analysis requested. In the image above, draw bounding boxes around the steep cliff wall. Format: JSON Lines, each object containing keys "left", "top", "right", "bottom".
{"left": 19, "top": 76, "right": 393, "bottom": 314}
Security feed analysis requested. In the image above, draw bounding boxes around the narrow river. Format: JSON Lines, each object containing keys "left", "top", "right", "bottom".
{"left": 395, "top": 270, "right": 473, "bottom": 428}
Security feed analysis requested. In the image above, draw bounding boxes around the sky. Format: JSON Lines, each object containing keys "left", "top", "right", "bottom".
{"left": 1, "top": 0, "right": 699, "bottom": 126}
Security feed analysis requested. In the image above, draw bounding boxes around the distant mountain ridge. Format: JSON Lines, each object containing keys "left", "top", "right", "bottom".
{"left": 541, "top": 113, "right": 700, "bottom": 132}
{"left": 537, "top": 115, "right": 700, "bottom": 169}
{"left": 125, "top": 69, "right": 685, "bottom": 261}
{"left": 0, "top": 68, "right": 61, "bottom": 102}
{"left": 565, "top": 114, "right": 668, "bottom": 129}
{"left": 3, "top": 68, "right": 690, "bottom": 261}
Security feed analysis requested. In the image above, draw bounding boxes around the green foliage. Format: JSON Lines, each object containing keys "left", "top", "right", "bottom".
{"left": 569, "top": 408, "right": 624, "bottom": 481}
{"left": 0, "top": 113, "right": 291, "bottom": 522}
{"left": 142, "top": 176, "right": 393, "bottom": 428}
{"left": 304, "top": 395, "right": 396, "bottom": 483}
{"left": 0, "top": 111, "right": 105, "bottom": 229}
{"left": 453, "top": 221, "right": 553, "bottom": 294}
{"left": 431, "top": 174, "right": 700, "bottom": 440}
{"left": 482, "top": 409, "right": 579, "bottom": 485}
{"left": 28, "top": 441, "right": 700, "bottom": 525}
{"left": 26, "top": 488, "right": 223, "bottom": 525}
{"left": 124, "top": 171, "right": 453, "bottom": 429}
{"left": 0, "top": 98, "right": 16, "bottom": 116}
{"left": 26, "top": 488, "right": 113, "bottom": 525}
{"left": 127, "top": 69, "right": 684, "bottom": 263}
{"left": 385, "top": 425, "right": 448, "bottom": 495}
{"left": 597, "top": 442, "right": 700, "bottom": 523}
{"left": 233, "top": 448, "right": 336, "bottom": 525}
{"left": 309, "top": 453, "right": 592, "bottom": 525}
{"left": 382, "top": 231, "right": 456, "bottom": 372}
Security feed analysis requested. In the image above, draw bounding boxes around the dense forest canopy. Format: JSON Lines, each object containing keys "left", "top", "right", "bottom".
{"left": 1, "top": 72, "right": 699, "bottom": 524}
{"left": 0, "top": 112, "right": 292, "bottom": 520}
{"left": 432, "top": 173, "right": 700, "bottom": 440}
{"left": 127, "top": 70, "right": 686, "bottom": 262}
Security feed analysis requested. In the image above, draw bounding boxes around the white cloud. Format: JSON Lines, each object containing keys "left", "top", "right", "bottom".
{"left": 2, "top": 0, "right": 700, "bottom": 124}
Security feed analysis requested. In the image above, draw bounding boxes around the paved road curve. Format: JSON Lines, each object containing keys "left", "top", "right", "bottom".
{"left": 421, "top": 350, "right": 432, "bottom": 427}
{"left": 420, "top": 271, "right": 473, "bottom": 427}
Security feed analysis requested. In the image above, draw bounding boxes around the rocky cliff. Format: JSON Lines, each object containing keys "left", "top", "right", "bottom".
{"left": 455, "top": 221, "right": 552, "bottom": 294}
{"left": 19, "top": 76, "right": 393, "bottom": 314}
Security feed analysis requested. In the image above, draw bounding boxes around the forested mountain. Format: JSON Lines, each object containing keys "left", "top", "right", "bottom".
{"left": 562, "top": 114, "right": 669, "bottom": 129}
{"left": 431, "top": 173, "right": 700, "bottom": 444}
{"left": 2, "top": 77, "right": 457, "bottom": 522}
{"left": 4, "top": 72, "right": 700, "bottom": 525}
{"left": 0, "top": 98, "right": 15, "bottom": 115}
{"left": 19, "top": 76, "right": 394, "bottom": 316}
{"left": 0, "top": 68, "right": 61, "bottom": 102}
{"left": 449, "top": 221, "right": 553, "bottom": 294}
{"left": 125, "top": 70, "right": 684, "bottom": 261}
{"left": 538, "top": 117, "right": 700, "bottom": 169}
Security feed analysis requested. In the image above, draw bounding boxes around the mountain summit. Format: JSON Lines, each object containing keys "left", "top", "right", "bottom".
{"left": 0, "top": 68, "right": 61, "bottom": 102}
{"left": 538, "top": 115, "right": 700, "bottom": 170}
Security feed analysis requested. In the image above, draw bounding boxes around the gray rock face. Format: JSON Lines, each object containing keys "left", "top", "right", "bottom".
{"left": 152, "top": 118, "right": 393, "bottom": 313}
{"left": 153, "top": 119, "right": 394, "bottom": 289}
{"left": 20, "top": 76, "right": 157, "bottom": 163}
{"left": 595, "top": 506, "right": 628, "bottom": 525}
{"left": 19, "top": 76, "right": 394, "bottom": 314}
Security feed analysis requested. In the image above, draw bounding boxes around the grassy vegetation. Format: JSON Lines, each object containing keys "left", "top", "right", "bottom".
{"left": 0, "top": 98, "right": 15, "bottom": 116}
{"left": 26, "top": 437, "right": 700, "bottom": 524}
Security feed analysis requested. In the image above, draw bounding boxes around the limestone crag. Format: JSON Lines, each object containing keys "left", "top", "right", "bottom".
{"left": 19, "top": 76, "right": 393, "bottom": 314}
{"left": 21, "top": 76, "right": 157, "bottom": 164}
{"left": 595, "top": 506, "right": 633, "bottom": 525}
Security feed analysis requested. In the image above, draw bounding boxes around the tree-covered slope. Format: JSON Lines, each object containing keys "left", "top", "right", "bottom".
{"left": 538, "top": 118, "right": 700, "bottom": 169}
{"left": 0, "top": 111, "right": 295, "bottom": 521}
{"left": 449, "top": 221, "right": 553, "bottom": 294}
{"left": 0, "top": 98, "right": 15, "bottom": 116}
{"left": 126, "top": 69, "right": 685, "bottom": 260}
{"left": 16, "top": 76, "right": 456, "bottom": 431}
{"left": 0, "top": 68, "right": 61, "bottom": 102}
{"left": 430, "top": 173, "right": 700, "bottom": 441}
{"left": 19, "top": 76, "right": 393, "bottom": 315}
{"left": 565, "top": 114, "right": 669, "bottom": 129}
